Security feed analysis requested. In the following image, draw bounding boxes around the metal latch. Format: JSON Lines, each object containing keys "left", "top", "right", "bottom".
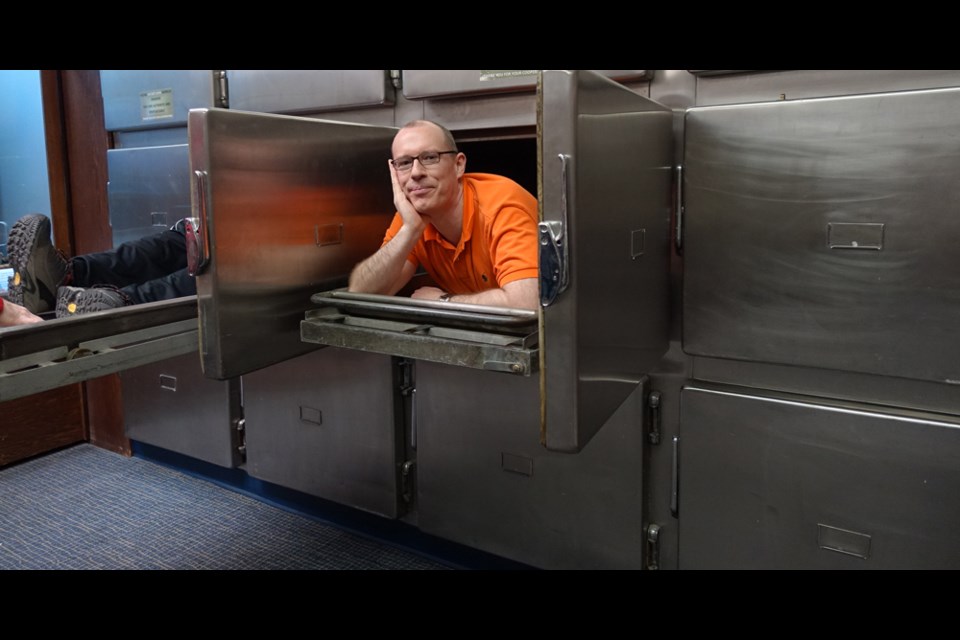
{"left": 539, "top": 221, "right": 567, "bottom": 307}
{"left": 646, "top": 524, "right": 661, "bottom": 570}
{"left": 186, "top": 172, "right": 212, "bottom": 276}
{"left": 539, "top": 153, "right": 572, "bottom": 307}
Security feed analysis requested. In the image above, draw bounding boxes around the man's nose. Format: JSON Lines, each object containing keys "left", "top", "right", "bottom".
{"left": 410, "top": 157, "right": 427, "bottom": 177}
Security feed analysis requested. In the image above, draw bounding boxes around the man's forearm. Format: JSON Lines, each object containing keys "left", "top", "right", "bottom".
{"left": 348, "top": 226, "right": 419, "bottom": 295}
{"left": 446, "top": 278, "right": 539, "bottom": 310}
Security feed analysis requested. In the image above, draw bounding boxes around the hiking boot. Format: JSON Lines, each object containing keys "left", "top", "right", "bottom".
{"left": 9, "top": 214, "right": 70, "bottom": 313}
{"left": 56, "top": 286, "right": 131, "bottom": 318}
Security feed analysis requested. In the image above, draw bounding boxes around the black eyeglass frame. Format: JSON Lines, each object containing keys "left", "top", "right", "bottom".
{"left": 390, "top": 150, "right": 458, "bottom": 171}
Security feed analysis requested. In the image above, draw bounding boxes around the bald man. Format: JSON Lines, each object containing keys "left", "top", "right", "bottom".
{"left": 348, "top": 120, "right": 539, "bottom": 310}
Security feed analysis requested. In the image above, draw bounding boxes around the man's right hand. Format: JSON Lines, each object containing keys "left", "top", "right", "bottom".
{"left": 347, "top": 164, "right": 425, "bottom": 296}
{"left": 390, "top": 161, "right": 426, "bottom": 235}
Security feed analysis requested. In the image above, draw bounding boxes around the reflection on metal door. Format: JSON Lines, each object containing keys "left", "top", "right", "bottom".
{"left": 188, "top": 109, "right": 396, "bottom": 379}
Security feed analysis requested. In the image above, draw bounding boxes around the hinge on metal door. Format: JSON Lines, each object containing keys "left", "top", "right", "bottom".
{"left": 647, "top": 390, "right": 662, "bottom": 445}
{"left": 645, "top": 524, "right": 661, "bottom": 570}
{"left": 400, "top": 460, "right": 415, "bottom": 504}
{"left": 671, "top": 436, "right": 679, "bottom": 518}
{"left": 389, "top": 70, "right": 402, "bottom": 91}
{"left": 214, "top": 70, "right": 229, "bottom": 108}
{"left": 234, "top": 417, "right": 246, "bottom": 462}
{"left": 397, "top": 358, "right": 417, "bottom": 450}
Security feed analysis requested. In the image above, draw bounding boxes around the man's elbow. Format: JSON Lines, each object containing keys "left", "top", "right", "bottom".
{"left": 513, "top": 294, "right": 539, "bottom": 311}
{"left": 502, "top": 278, "right": 540, "bottom": 310}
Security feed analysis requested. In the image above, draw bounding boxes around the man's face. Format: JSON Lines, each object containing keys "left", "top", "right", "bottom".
{"left": 391, "top": 123, "right": 465, "bottom": 220}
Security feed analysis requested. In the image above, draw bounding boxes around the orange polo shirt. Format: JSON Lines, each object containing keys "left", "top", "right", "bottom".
{"left": 381, "top": 173, "right": 539, "bottom": 295}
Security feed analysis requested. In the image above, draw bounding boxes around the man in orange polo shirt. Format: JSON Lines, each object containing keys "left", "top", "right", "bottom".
{"left": 348, "top": 120, "right": 539, "bottom": 310}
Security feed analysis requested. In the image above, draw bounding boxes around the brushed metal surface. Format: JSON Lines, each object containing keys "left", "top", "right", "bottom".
{"left": 0, "top": 297, "right": 196, "bottom": 360}
{"left": 107, "top": 144, "right": 191, "bottom": 247}
{"left": 402, "top": 69, "right": 650, "bottom": 99}
{"left": 684, "top": 87, "right": 960, "bottom": 383}
{"left": 301, "top": 308, "right": 538, "bottom": 376}
{"left": 679, "top": 383, "right": 960, "bottom": 569}
{"left": 0, "top": 319, "right": 198, "bottom": 403}
{"left": 415, "top": 361, "right": 647, "bottom": 569}
{"left": 189, "top": 108, "right": 396, "bottom": 379}
{"left": 112, "top": 127, "right": 189, "bottom": 149}
{"left": 242, "top": 348, "right": 401, "bottom": 518}
{"left": 539, "top": 70, "right": 673, "bottom": 452}
{"left": 101, "top": 70, "right": 215, "bottom": 131}
{"left": 122, "top": 352, "right": 241, "bottom": 468}
{"left": 226, "top": 70, "right": 394, "bottom": 114}
{"left": 693, "top": 69, "right": 960, "bottom": 106}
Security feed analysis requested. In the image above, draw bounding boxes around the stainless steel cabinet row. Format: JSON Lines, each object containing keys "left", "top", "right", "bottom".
{"left": 102, "top": 70, "right": 960, "bottom": 569}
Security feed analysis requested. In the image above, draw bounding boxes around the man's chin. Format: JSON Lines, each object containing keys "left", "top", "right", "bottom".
{"left": 413, "top": 203, "right": 435, "bottom": 218}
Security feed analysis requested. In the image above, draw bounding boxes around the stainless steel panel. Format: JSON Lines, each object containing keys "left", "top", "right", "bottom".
{"left": 226, "top": 70, "right": 394, "bottom": 114}
{"left": 302, "top": 307, "right": 538, "bottom": 376}
{"left": 0, "top": 298, "right": 198, "bottom": 402}
{"left": 311, "top": 290, "right": 537, "bottom": 332}
{"left": 416, "top": 361, "right": 647, "bottom": 569}
{"left": 113, "top": 127, "right": 188, "bottom": 149}
{"left": 687, "top": 70, "right": 756, "bottom": 76}
{"left": 539, "top": 70, "right": 673, "bottom": 452}
{"left": 422, "top": 92, "right": 538, "bottom": 131}
{"left": 402, "top": 70, "right": 651, "bottom": 99}
{"left": 683, "top": 88, "right": 960, "bottom": 383}
{"left": 122, "top": 352, "right": 241, "bottom": 468}
{"left": 649, "top": 69, "right": 698, "bottom": 111}
{"left": 188, "top": 108, "right": 396, "bottom": 379}
{"left": 242, "top": 348, "right": 401, "bottom": 518}
{"left": 693, "top": 355, "right": 960, "bottom": 418}
{"left": 680, "top": 384, "right": 960, "bottom": 569}
{"left": 693, "top": 69, "right": 960, "bottom": 106}
{"left": 101, "top": 70, "right": 216, "bottom": 131}
{"left": 107, "top": 145, "right": 190, "bottom": 247}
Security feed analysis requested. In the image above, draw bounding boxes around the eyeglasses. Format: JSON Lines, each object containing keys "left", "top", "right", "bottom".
{"left": 390, "top": 150, "right": 458, "bottom": 172}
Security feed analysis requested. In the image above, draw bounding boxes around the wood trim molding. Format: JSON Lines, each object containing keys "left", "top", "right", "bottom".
{"left": 40, "top": 70, "right": 74, "bottom": 258}
{"left": 49, "top": 70, "right": 129, "bottom": 455}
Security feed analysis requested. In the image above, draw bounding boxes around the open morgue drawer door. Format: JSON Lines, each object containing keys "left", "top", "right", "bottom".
{"left": 538, "top": 70, "right": 673, "bottom": 453}
{"left": 188, "top": 108, "right": 397, "bottom": 379}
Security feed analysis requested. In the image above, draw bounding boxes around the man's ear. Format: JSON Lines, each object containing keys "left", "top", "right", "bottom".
{"left": 455, "top": 152, "right": 466, "bottom": 178}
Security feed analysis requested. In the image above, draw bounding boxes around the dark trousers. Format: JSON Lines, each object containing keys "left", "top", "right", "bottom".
{"left": 70, "top": 223, "right": 196, "bottom": 304}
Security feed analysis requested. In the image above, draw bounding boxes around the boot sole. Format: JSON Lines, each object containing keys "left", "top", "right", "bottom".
{"left": 9, "top": 215, "right": 62, "bottom": 314}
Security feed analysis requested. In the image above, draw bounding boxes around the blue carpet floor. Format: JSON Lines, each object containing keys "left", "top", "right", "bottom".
{"left": 0, "top": 444, "right": 448, "bottom": 570}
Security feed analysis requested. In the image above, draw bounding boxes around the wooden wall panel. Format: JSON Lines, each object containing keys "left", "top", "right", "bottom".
{"left": 55, "top": 70, "right": 129, "bottom": 456}
{"left": 0, "top": 384, "right": 85, "bottom": 467}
